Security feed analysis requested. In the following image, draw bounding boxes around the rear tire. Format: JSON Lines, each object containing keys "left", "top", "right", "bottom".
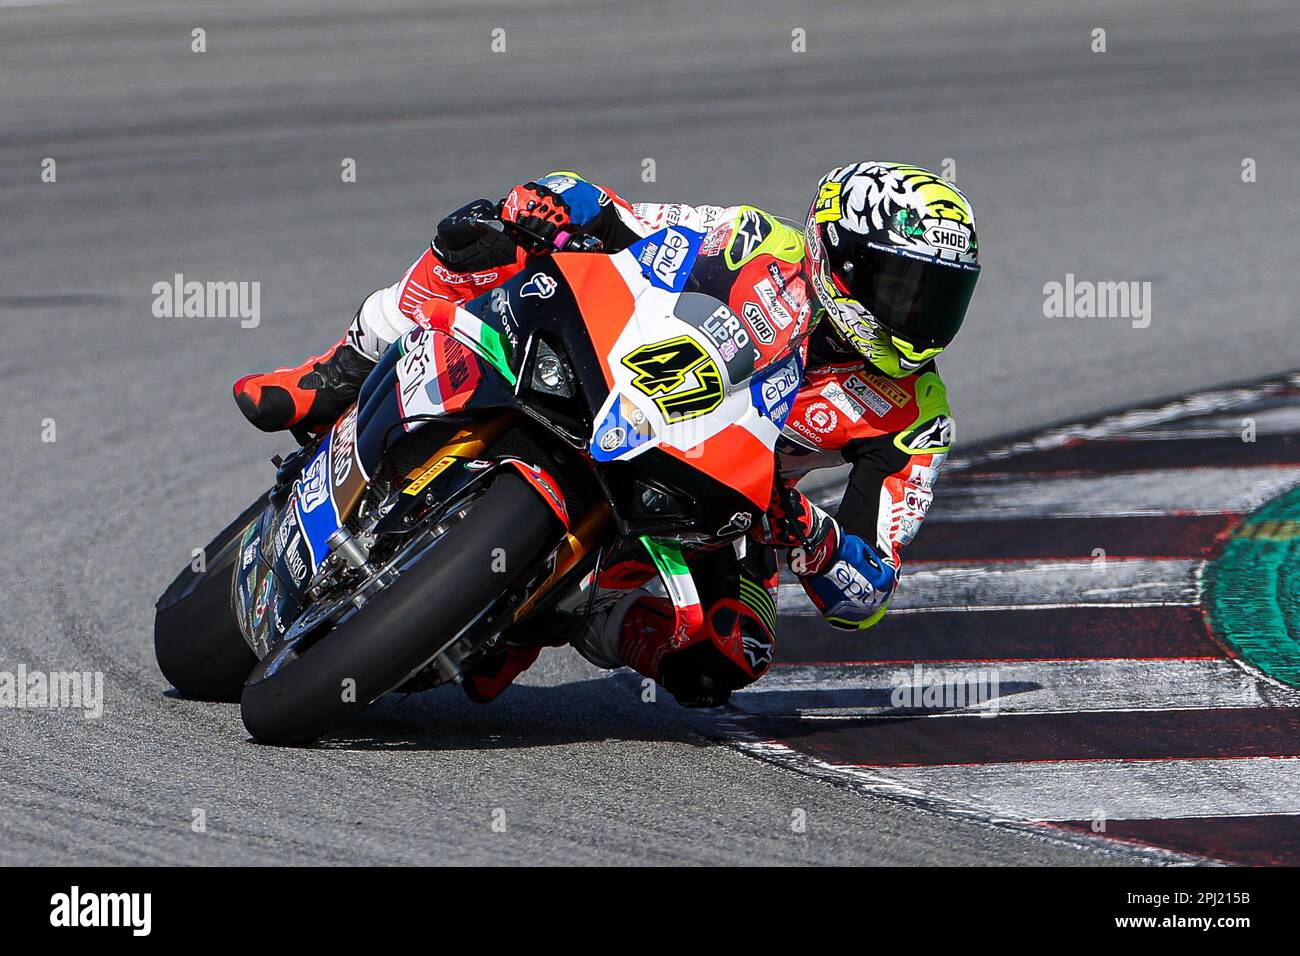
{"left": 239, "top": 472, "right": 559, "bottom": 746}
{"left": 154, "top": 495, "right": 264, "bottom": 702}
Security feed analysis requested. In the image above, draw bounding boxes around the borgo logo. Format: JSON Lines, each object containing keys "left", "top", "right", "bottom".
{"left": 805, "top": 402, "right": 839, "bottom": 434}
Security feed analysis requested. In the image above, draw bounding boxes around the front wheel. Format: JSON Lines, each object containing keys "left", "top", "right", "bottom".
{"left": 239, "top": 472, "right": 560, "bottom": 746}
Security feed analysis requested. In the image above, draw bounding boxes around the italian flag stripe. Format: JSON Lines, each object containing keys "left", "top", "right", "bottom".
{"left": 451, "top": 312, "right": 516, "bottom": 384}
{"left": 640, "top": 536, "right": 703, "bottom": 622}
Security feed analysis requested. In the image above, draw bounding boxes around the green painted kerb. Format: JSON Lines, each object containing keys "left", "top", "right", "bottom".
{"left": 1205, "top": 484, "right": 1300, "bottom": 687}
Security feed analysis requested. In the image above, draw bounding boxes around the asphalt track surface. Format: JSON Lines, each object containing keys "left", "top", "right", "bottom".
{"left": 2, "top": 0, "right": 1299, "bottom": 865}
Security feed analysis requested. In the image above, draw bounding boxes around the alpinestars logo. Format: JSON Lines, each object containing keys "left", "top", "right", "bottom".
{"left": 742, "top": 630, "right": 773, "bottom": 671}
{"left": 729, "top": 210, "right": 771, "bottom": 264}
{"left": 903, "top": 415, "right": 954, "bottom": 451}
{"left": 743, "top": 632, "right": 769, "bottom": 671}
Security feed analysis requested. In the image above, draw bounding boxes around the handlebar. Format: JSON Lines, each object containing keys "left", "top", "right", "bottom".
{"left": 436, "top": 197, "right": 605, "bottom": 267}
{"left": 500, "top": 215, "right": 604, "bottom": 255}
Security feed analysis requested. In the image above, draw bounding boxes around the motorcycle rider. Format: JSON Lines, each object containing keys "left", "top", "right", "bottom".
{"left": 234, "top": 163, "right": 981, "bottom": 706}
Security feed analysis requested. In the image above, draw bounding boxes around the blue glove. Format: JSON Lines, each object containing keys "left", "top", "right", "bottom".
{"left": 534, "top": 172, "right": 604, "bottom": 228}
{"left": 797, "top": 527, "right": 897, "bottom": 631}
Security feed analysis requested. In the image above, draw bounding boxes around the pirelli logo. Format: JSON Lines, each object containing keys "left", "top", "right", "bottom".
{"left": 403, "top": 456, "right": 458, "bottom": 496}
{"left": 866, "top": 374, "right": 911, "bottom": 407}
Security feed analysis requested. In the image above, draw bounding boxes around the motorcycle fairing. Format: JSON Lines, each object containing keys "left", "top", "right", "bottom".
{"left": 639, "top": 535, "right": 704, "bottom": 638}
{"left": 394, "top": 331, "right": 485, "bottom": 424}
{"left": 293, "top": 428, "right": 344, "bottom": 570}
{"left": 233, "top": 503, "right": 305, "bottom": 656}
{"left": 425, "top": 233, "right": 781, "bottom": 506}
{"left": 627, "top": 225, "right": 704, "bottom": 293}
{"left": 749, "top": 350, "right": 803, "bottom": 431}
{"left": 574, "top": 247, "right": 781, "bottom": 507}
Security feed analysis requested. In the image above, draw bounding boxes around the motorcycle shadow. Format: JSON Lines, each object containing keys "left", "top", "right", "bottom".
{"left": 309, "top": 673, "right": 707, "bottom": 752}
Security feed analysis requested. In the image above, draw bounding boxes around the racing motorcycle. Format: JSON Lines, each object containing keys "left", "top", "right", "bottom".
{"left": 154, "top": 218, "right": 805, "bottom": 745}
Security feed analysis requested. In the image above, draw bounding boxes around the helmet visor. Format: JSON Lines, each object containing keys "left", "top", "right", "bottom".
{"left": 827, "top": 238, "right": 979, "bottom": 351}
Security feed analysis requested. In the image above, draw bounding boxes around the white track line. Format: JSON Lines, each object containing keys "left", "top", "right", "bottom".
{"left": 929, "top": 467, "right": 1300, "bottom": 519}
{"left": 716, "top": 730, "right": 1203, "bottom": 864}
{"left": 1121, "top": 403, "right": 1300, "bottom": 439}
{"left": 730, "top": 659, "right": 1271, "bottom": 717}
{"left": 947, "top": 375, "right": 1300, "bottom": 472}
{"left": 724, "top": 378, "right": 1300, "bottom": 863}
{"left": 779, "top": 558, "right": 1201, "bottom": 611}
{"left": 875, "top": 757, "right": 1300, "bottom": 822}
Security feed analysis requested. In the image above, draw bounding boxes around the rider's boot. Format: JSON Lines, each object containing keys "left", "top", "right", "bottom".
{"left": 233, "top": 333, "right": 376, "bottom": 438}
{"left": 462, "top": 593, "right": 639, "bottom": 704}
{"left": 461, "top": 645, "right": 545, "bottom": 704}
{"left": 569, "top": 591, "right": 731, "bottom": 707}
{"left": 573, "top": 590, "right": 769, "bottom": 708}
{"left": 461, "top": 610, "right": 575, "bottom": 704}
{"left": 574, "top": 592, "right": 667, "bottom": 670}
{"left": 463, "top": 588, "right": 758, "bottom": 708}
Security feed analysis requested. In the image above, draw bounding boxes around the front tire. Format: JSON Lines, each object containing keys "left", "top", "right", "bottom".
{"left": 239, "top": 472, "right": 560, "bottom": 746}
{"left": 154, "top": 495, "right": 264, "bottom": 702}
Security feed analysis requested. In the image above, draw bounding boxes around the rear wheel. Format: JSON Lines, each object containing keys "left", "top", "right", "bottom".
{"left": 239, "top": 472, "right": 560, "bottom": 746}
{"left": 154, "top": 495, "right": 264, "bottom": 701}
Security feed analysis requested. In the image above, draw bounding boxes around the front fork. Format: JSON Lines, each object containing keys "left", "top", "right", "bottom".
{"left": 396, "top": 412, "right": 613, "bottom": 626}
{"left": 402, "top": 415, "right": 707, "bottom": 645}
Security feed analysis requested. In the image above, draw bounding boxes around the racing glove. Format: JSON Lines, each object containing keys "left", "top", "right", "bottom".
{"left": 798, "top": 528, "right": 897, "bottom": 630}
{"left": 766, "top": 482, "right": 897, "bottom": 631}
{"left": 500, "top": 173, "right": 606, "bottom": 253}
{"left": 499, "top": 182, "right": 571, "bottom": 252}
{"left": 432, "top": 198, "right": 522, "bottom": 270}
{"left": 765, "top": 481, "right": 839, "bottom": 572}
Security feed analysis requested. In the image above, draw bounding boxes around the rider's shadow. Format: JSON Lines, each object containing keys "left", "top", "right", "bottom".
{"left": 310, "top": 674, "right": 707, "bottom": 751}
{"left": 303, "top": 676, "right": 1047, "bottom": 750}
